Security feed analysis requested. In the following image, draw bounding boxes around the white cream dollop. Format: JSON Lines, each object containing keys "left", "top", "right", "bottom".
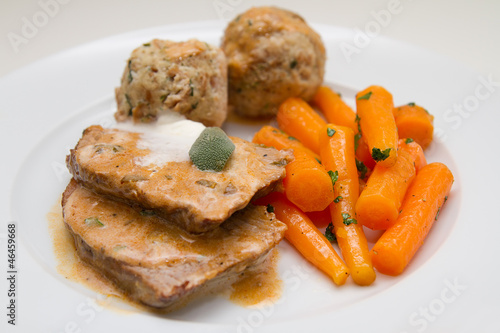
{"left": 114, "top": 113, "right": 206, "bottom": 166}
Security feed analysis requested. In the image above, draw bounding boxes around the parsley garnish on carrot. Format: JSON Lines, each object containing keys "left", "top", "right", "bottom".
{"left": 328, "top": 170, "right": 339, "bottom": 189}
{"left": 354, "top": 133, "right": 362, "bottom": 151}
{"left": 325, "top": 223, "right": 336, "bottom": 242}
{"left": 355, "top": 159, "right": 368, "bottom": 179}
{"left": 327, "top": 128, "right": 336, "bottom": 137}
{"left": 355, "top": 114, "right": 362, "bottom": 134}
{"left": 341, "top": 213, "right": 357, "bottom": 226}
{"left": 372, "top": 147, "right": 392, "bottom": 161}
{"left": 357, "top": 91, "right": 372, "bottom": 100}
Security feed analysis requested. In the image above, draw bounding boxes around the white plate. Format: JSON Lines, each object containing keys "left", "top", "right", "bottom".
{"left": 3, "top": 21, "right": 500, "bottom": 333}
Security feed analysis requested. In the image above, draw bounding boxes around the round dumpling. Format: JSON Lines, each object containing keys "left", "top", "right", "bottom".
{"left": 221, "top": 7, "right": 325, "bottom": 117}
{"left": 115, "top": 39, "right": 227, "bottom": 127}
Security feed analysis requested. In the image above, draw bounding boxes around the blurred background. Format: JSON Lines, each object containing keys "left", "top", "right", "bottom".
{"left": 0, "top": 0, "right": 499, "bottom": 79}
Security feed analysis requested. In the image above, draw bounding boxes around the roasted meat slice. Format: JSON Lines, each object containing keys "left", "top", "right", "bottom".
{"left": 62, "top": 180, "right": 286, "bottom": 309}
{"left": 66, "top": 125, "right": 292, "bottom": 233}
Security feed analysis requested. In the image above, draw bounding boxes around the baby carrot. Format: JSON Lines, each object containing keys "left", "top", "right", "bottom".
{"left": 306, "top": 208, "right": 332, "bottom": 228}
{"left": 355, "top": 136, "right": 376, "bottom": 170}
{"left": 311, "top": 86, "right": 357, "bottom": 130}
{"left": 371, "top": 163, "right": 453, "bottom": 276}
{"left": 356, "top": 143, "right": 417, "bottom": 230}
{"left": 393, "top": 103, "right": 434, "bottom": 149}
{"left": 319, "top": 124, "right": 376, "bottom": 286}
{"left": 399, "top": 138, "right": 427, "bottom": 173}
{"left": 356, "top": 86, "right": 398, "bottom": 168}
{"left": 277, "top": 97, "right": 327, "bottom": 154}
{"left": 252, "top": 125, "right": 320, "bottom": 162}
{"left": 311, "top": 86, "right": 376, "bottom": 170}
{"left": 283, "top": 150, "right": 335, "bottom": 212}
{"left": 254, "top": 192, "right": 350, "bottom": 285}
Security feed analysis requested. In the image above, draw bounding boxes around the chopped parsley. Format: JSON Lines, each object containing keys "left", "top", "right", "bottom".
{"left": 354, "top": 133, "right": 362, "bottom": 151}
{"left": 372, "top": 147, "right": 392, "bottom": 162}
{"left": 333, "top": 196, "right": 343, "bottom": 203}
{"left": 142, "top": 43, "right": 151, "bottom": 47}
{"left": 288, "top": 136, "right": 298, "bottom": 141}
{"left": 327, "top": 127, "right": 336, "bottom": 137}
{"left": 436, "top": 196, "right": 449, "bottom": 221}
{"left": 266, "top": 204, "right": 274, "bottom": 213}
{"left": 127, "top": 60, "right": 133, "bottom": 83}
{"left": 290, "top": 59, "right": 298, "bottom": 69}
{"left": 125, "top": 94, "right": 133, "bottom": 116}
{"left": 315, "top": 157, "right": 322, "bottom": 164}
{"left": 160, "top": 94, "right": 167, "bottom": 102}
{"left": 357, "top": 91, "right": 372, "bottom": 100}
{"left": 356, "top": 159, "right": 369, "bottom": 179}
{"left": 355, "top": 114, "right": 362, "bottom": 134}
{"left": 405, "top": 138, "right": 414, "bottom": 144}
{"left": 140, "top": 210, "right": 156, "bottom": 216}
{"left": 328, "top": 170, "right": 339, "bottom": 189}
{"left": 325, "top": 223, "right": 336, "bottom": 242}
{"left": 341, "top": 213, "right": 357, "bottom": 226}
{"left": 408, "top": 102, "right": 416, "bottom": 107}
{"left": 191, "top": 101, "right": 199, "bottom": 109}
{"left": 84, "top": 217, "right": 104, "bottom": 227}
{"left": 189, "top": 79, "right": 194, "bottom": 96}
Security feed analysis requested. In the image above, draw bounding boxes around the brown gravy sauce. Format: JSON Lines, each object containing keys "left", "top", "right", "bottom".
{"left": 46, "top": 200, "right": 131, "bottom": 312}
{"left": 47, "top": 198, "right": 283, "bottom": 313}
{"left": 228, "top": 249, "right": 282, "bottom": 307}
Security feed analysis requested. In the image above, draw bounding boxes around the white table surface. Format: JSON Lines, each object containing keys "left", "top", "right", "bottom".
{"left": 1, "top": 0, "right": 499, "bottom": 79}
{"left": 1, "top": 1, "right": 500, "bottom": 333}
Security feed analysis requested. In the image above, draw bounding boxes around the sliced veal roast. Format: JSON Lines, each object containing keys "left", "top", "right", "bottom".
{"left": 66, "top": 125, "right": 292, "bottom": 233}
{"left": 62, "top": 180, "right": 287, "bottom": 309}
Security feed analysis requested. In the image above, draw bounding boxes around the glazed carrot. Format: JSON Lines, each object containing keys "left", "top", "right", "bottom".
{"left": 371, "top": 163, "right": 453, "bottom": 276}
{"left": 254, "top": 192, "right": 350, "bottom": 285}
{"left": 393, "top": 103, "right": 434, "bottom": 149}
{"left": 283, "top": 150, "right": 335, "bottom": 212}
{"left": 311, "top": 86, "right": 357, "bottom": 130}
{"left": 319, "top": 124, "right": 376, "bottom": 286}
{"left": 277, "top": 97, "right": 327, "bottom": 154}
{"left": 356, "top": 144, "right": 417, "bottom": 230}
{"left": 311, "top": 86, "right": 376, "bottom": 170}
{"left": 306, "top": 208, "right": 331, "bottom": 228}
{"left": 252, "top": 125, "right": 320, "bottom": 162}
{"left": 399, "top": 138, "right": 427, "bottom": 173}
{"left": 355, "top": 136, "right": 376, "bottom": 170}
{"left": 356, "top": 86, "right": 398, "bottom": 168}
